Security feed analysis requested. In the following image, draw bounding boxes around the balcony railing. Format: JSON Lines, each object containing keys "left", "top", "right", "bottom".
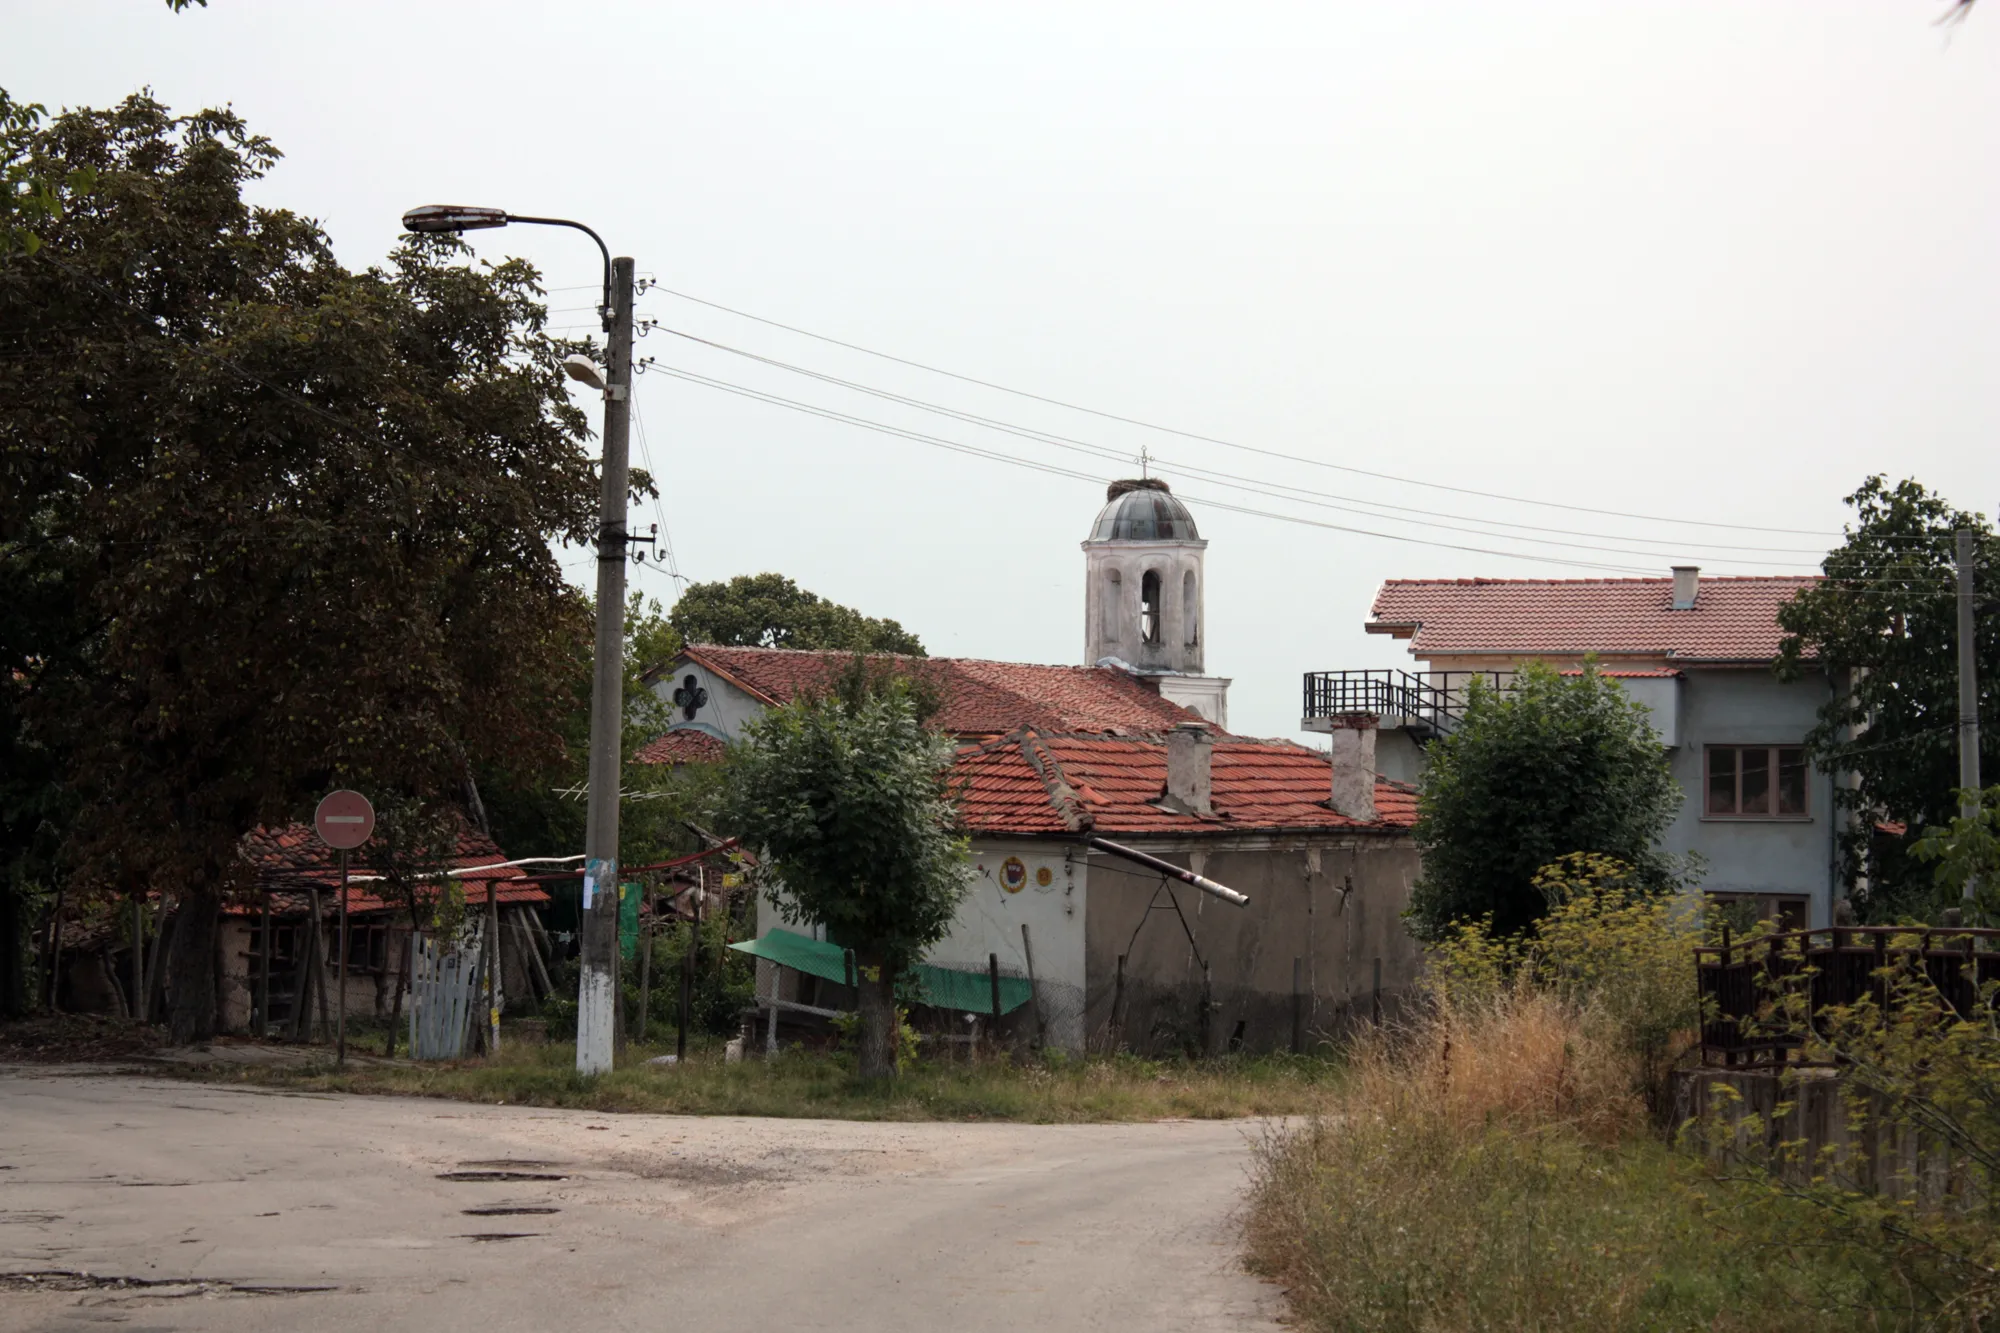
{"left": 1301, "top": 670, "right": 1510, "bottom": 737}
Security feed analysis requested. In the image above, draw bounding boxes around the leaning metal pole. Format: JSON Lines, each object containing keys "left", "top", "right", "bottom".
{"left": 577, "top": 255, "right": 636, "bottom": 1075}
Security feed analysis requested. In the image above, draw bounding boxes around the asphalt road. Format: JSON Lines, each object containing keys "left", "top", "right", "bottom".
{"left": 0, "top": 1069, "right": 1283, "bottom": 1332}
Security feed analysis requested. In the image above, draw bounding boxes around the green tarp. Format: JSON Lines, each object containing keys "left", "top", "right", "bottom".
{"left": 729, "top": 929, "right": 1032, "bottom": 1016}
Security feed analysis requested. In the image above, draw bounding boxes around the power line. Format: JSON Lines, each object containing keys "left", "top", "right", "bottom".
{"left": 656, "top": 286, "right": 1845, "bottom": 538}
{"left": 659, "top": 326, "right": 1832, "bottom": 568}
{"left": 651, "top": 365, "right": 1664, "bottom": 574}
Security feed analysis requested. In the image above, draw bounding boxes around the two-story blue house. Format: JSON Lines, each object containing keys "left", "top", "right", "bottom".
{"left": 1303, "top": 566, "right": 1849, "bottom": 928}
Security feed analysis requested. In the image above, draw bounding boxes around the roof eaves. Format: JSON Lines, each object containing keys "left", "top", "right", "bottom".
{"left": 679, "top": 645, "right": 784, "bottom": 706}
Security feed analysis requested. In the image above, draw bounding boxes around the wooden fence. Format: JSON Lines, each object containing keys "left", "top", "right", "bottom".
{"left": 1696, "top": 923, "right": 2000, "bottom": 1067}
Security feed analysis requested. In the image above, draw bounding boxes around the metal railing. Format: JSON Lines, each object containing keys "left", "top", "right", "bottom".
{"left": 1301, "top": 670, "right": 1510, "bottom": 735}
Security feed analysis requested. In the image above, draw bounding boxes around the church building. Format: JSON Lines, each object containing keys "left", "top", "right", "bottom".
{"left": 641, "top": 480, "right": 1422, "bottom": 1054}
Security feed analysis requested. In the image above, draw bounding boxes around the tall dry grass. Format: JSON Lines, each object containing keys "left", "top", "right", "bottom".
{"left": 1244, "top": 986, "right": 1875, "bottom": 1332}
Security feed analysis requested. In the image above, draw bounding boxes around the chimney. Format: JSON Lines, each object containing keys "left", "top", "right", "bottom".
{"left": 1671, "top": 565, "right": 1700, "bottom": 611}
{"left": 1164, "top": 722, "right": 1213, "bottom": 815}
{"left": 1328, "top": 714, "right": 1378, "bottom": 823}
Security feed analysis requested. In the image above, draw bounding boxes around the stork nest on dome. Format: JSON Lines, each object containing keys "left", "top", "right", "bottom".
{"left": 1106, "top": 477, "right": 1172, "bottom": 501}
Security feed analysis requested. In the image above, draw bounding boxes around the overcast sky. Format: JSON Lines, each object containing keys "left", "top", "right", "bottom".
{"left": 11, "top": 2, "right": 1997, "bottom": 738}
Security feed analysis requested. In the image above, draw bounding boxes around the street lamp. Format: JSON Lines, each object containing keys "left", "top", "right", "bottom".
{"left": 403, "top": 203, "right": 634, "bottom": 1076}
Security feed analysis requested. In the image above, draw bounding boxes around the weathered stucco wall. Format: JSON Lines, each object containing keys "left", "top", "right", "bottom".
{"left": 1664, "top": 668, "right": 1835, "bottom": 923}
{"left": 1082, "top": 836, "right": 1421, "bottom": 1055}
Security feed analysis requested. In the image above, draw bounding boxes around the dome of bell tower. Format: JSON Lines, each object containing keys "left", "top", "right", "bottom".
{"left": 1088, "top": 478, "right": 1200, "bottom": 542}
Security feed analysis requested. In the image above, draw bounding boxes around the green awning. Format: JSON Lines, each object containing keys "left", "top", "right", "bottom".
{"left": 729, "top": 928, "right": 1032, "bottom": 1016}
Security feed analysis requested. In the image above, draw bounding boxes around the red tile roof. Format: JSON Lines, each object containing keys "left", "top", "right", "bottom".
{"left": 1367, "top": 576, "right": 1819, "bottom": 663}
{"left": 658, "top": 645, "right": 1208, "bottom": 741}
{"left": 634, "top": 728, "right": 729, "bottom": 765}
{"left": 954, "top": 729, "right": 1416, "bottom": 838}
{"left": 237, "top": 819, "right": 550, "bottom": 915}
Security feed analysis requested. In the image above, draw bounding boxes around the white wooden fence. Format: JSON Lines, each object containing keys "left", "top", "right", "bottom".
{"left": 408, "top": 928, "right": 487, "bottom": 1061}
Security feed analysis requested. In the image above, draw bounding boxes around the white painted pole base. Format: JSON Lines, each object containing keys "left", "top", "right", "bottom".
{"left": 576, "top": 967, "right": 617, "bottom": 1075}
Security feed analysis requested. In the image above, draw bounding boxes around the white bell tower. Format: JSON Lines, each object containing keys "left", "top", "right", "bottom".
{"left": 1082, "top": 479, "right": 1230, "bottom": 727}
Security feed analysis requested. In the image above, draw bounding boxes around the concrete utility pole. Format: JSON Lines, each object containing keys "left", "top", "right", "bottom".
{"left": 1958, "top": 528, "right": 1982, "bottom": 902}
{"left": 576, "top": 255, "right": 637, "bottom": 1073}
{"left": 396, "top": 206, "right": 636, "bottom": 1074}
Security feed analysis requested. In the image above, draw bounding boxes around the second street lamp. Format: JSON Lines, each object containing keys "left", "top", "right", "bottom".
{"left": 402, "top": 204, "right": 634, "bottom": 1076}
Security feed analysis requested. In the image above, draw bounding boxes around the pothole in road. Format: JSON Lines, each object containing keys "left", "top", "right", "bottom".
{"left": 456, "top": 1159, "right": 569, "bottom": 1169}
{"left": 460, "top": 1206, "right": 560, "bottom": 1216}
{"left": 457, "top": 1232, "right": 540, "bottom": 1242}
{"left": 436, "top": 1171, "right": 567, "bottom": 1182}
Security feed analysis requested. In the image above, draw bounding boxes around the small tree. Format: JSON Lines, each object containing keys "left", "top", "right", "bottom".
{"left": 720, "top": 681, "right": 966, "bottom": 1078}
{"left": 1408, "top": 661, "right": 1686, "bottom": 940}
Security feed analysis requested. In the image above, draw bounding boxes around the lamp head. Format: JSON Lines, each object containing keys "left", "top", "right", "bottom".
{"left": 401, "top": 204, "right": 510, "bottom": 234}
{"left": 563, "top": 355, "right": 608, "bottom": 391}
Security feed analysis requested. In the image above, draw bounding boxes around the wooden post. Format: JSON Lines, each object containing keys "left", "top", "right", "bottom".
{"left": 130, "top": 897, "right": 145, "bottom": 1026}
{"left": 1201, "top": 961, "right": 1213, "bottom": 1056}
{"left": 1291, "top": 956, "right": 1304, "bottom": 1054}
{"left": 485, "top": 882, "right": 502, "bottom": 1057}
{"left": 677, "top": 917, "right": 693, "bottom": 1064}
{"left": 309, "top": 888, "right": 334, "bottom": 1044}
{"left": 256, "top": 895, "right": 272, "bottom": 1037}
{"left": 407, "top": 930, "right": 419, "bottom": 1057}
{"left": 142, "top": 897, "right": 171, "bottom": 1025}
{"left": 515, "top": 909, "right": 553, "bottom": 1000}
{"left": 43, "top": 883, "right": 65, "bottom": 1012}
{"left": 988, "top": 952, "right": 1003, "bottom": 1050}
{"left": 1112, "top": 953, "right": 1126, "bottom": 1048}
{"left": 1020, "top": 924, "right": 1045, "bottom": 1046}
{"left": 637, "top": 916, "right": 652, "bottom": 1045}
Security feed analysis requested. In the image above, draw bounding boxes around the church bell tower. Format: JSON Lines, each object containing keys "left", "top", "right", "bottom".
{"left": 1082, "top": 479, "right": 1230, "bottom": 727}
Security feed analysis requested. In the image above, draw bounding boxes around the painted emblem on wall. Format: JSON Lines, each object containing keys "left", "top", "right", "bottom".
{"left": 672, "top": 674, "right": 708, "bottom": 721}
{"left": 1000, "top": 856, "right": 1029, "bottom": 893}
{"left": 1035, "top": 865, "right": 1054, "bottom": 889}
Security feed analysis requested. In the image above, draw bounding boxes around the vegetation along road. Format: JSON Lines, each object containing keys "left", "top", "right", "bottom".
{"left": 0, "top": 1070, "right": 1281, "bottom": 1332}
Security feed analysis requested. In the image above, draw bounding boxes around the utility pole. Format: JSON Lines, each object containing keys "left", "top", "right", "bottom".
{"left": 1958, "top": 528, "right": 1982, "bottom": 902}
{"left": 577, "top": 254, "right": 637, "bottom": 1074}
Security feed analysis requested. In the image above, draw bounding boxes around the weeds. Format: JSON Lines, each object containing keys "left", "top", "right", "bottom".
{"left": 164, "top": 1036, "right": 1346, "bottom": 1123}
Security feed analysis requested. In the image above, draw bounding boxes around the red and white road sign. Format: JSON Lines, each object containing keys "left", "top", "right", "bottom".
{"left": 313, "top": 790, "right": 376, "bottom": 850}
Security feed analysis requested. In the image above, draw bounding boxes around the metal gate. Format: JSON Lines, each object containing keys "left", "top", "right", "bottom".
{"left": 408, "top": 928, "right": 486, "bottom": 1060}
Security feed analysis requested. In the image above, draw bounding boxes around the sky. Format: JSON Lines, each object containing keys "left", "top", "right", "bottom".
{"left": 10, "top": 2, "right": 1998, "bottom": 739}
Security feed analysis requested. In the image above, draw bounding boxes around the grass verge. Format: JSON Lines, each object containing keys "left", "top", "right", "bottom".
{"left": 1243, "top": 992, "right": 1897, "bottom": 1333}
{"left": 161, "top": 1036, "right": 1348, "bottom": 1122}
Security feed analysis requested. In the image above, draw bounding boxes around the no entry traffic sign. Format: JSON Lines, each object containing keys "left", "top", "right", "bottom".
{"left": 314, "top": 790, "right": 376, "bottom": 850}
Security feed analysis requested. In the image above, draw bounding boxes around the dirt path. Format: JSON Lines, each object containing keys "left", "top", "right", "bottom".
{"left": 0, "top": 1068, "right": 1283, "bottom": 1332}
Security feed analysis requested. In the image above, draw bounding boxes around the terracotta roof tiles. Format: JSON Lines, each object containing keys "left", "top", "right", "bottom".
{"left": 1368, "top": 576, "right": 1818, "bottom": 662}
{"left": 955, "top": 729, "right": 1416, "bottom": 838}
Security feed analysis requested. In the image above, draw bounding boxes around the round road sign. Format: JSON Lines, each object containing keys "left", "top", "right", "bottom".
{"left": 314, "top": 790, "right": 376, "bottom": 850}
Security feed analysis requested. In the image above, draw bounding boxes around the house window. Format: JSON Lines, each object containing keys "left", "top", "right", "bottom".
{"left": 1705, "top": 745, "right": 1809, "bottom": 817}
{"left": 1140, "top": 569, "right": 1162, "bottom": 645}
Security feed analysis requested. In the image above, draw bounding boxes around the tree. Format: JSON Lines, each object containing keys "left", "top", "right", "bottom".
{"left": 1775, "top": 477, "right": 1999, "bottom": 920}
{"left": 669, "top": 573, "right": 924, "bottom": 655}
{"left": 1407, "top": 662, "right": 1686, "bottom": 940}
{"left": 0, "top": 96, "right": 604, "bottom": 1040}
{"left": 720, "top": 681, "right": 966, "bottom": 1078}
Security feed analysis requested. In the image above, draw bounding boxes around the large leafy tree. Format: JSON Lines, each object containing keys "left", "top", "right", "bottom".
{"left": 720, "top": 682, "right": 965, "bottom": 1078}
{"left": 1, "top": 96, "right": 604, "bottom": 1040}
{"left": 1407, "top": 662, "right": 1686, "bottom": 940}
{"left": 669, "top": 573, "right": 924, "bottom": 655}
{"left": 1775, "top": 477, "right": 1999, "bottom": 919}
